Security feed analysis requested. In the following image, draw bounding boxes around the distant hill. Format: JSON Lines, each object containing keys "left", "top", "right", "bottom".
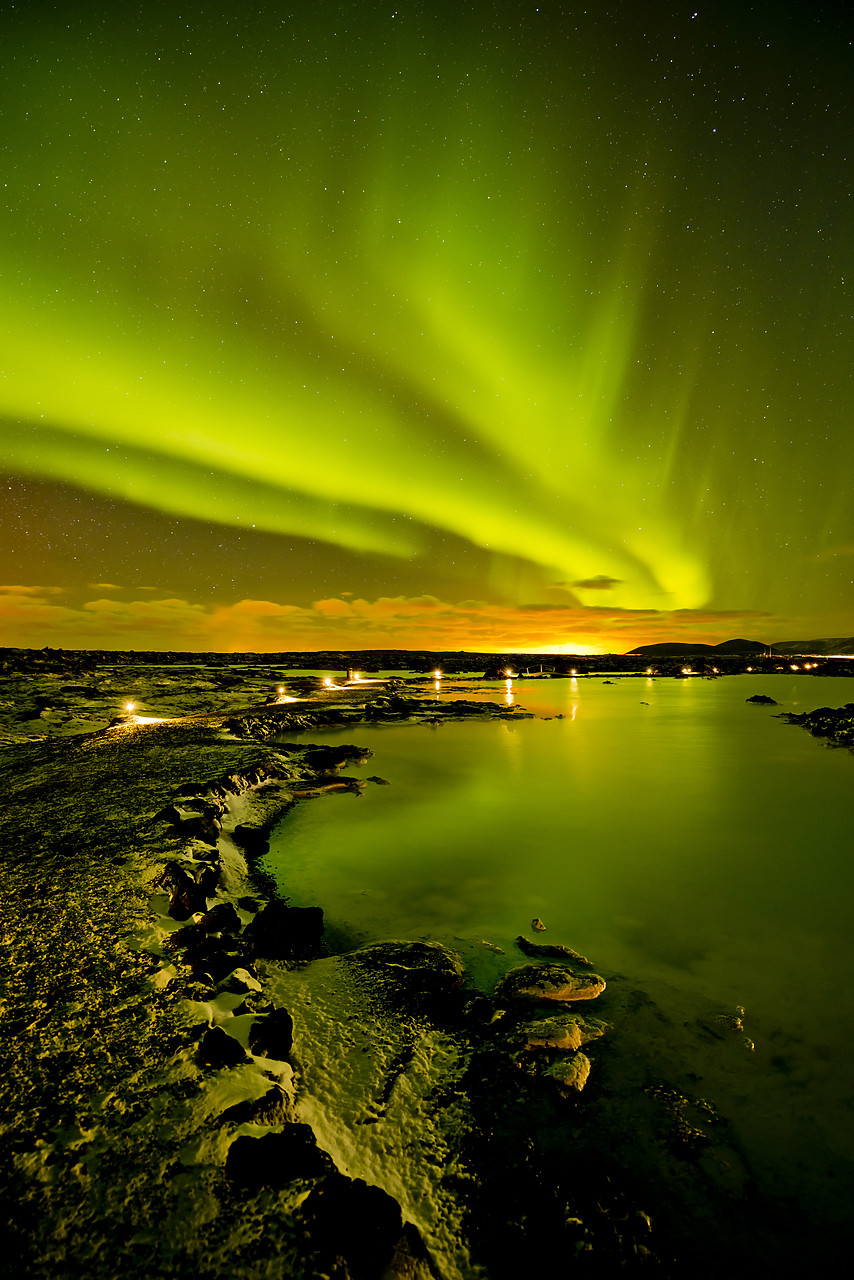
{"left": 626, "top": 636, "right": 854, "bottom": 657}
{"left": 713, "top": 638, "right": 770, "bottom": 655}
{"left": 626, "top": 639, "right": 768, "bottom": 657}
{"left": 770, "top": 637, "right": 854, "bottom": 656}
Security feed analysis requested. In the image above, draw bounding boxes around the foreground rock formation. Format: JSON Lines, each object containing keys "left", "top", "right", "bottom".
{"left": 1, "top": 665, "right": 838, "bottom": 1277}
{"left": 778, "top": 701, "right": 854, "bottom": 749}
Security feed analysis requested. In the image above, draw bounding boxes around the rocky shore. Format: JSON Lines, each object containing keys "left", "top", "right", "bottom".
{"left": 777, "top": 702, "right": 854, "bottom": 750}
{"left": 0, "top": 668, "right": 836, "bottom": 1277}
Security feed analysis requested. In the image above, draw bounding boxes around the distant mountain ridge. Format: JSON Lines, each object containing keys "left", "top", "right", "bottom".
{"left": 627, "top": 637, "right": 854, "bottom": 657}
{"left": 769, "top": 636, "right": 854, "bottom": 655}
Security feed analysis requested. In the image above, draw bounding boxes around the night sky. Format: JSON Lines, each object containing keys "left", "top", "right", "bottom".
{"left": 1, "top": 1, "right": 852, "bottom": 653}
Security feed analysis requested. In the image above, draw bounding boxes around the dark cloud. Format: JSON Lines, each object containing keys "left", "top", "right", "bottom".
{"left": 571, "top": 576, "right": 623, "bottom": 591}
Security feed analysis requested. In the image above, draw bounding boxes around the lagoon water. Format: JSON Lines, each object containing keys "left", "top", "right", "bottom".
{"left": 262, "top": 673, "right": 854, "bottom": 1250}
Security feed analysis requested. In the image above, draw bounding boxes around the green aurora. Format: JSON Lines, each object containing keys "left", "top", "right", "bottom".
{"left": 1, "top": 2, "right": 852, "bottom": 650}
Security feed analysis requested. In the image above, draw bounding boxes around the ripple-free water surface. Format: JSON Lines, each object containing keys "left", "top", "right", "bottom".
{"left": 262, "top": 674, "right": 854, "bottom": 1243}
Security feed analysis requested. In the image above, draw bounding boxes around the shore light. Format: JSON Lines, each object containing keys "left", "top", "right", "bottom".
{"left": 434, "top": 669, "right": 442, "bottom": 679}
{"left": 125, "top": 702, "right": 135, "bottom": 712}
{"left": 570, "top": 669, "right": 577, "bottom": 676}
{"left": 278, "top": 686, "right": 284, "bottom": 693}
{"left": 323, "top": 677, "right": 333, "bottom": 687}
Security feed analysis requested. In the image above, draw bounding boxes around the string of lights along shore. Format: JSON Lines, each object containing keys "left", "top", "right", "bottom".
{"left": 1, "top": 2, "right": 851, "bottom": 653}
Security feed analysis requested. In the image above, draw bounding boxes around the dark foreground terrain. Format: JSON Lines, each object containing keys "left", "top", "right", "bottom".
{"left": 1, "top": 664, "right": 849, "bottom": 1277}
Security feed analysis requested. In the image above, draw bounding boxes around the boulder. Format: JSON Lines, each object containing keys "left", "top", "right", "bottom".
{"left": 303, "top": 1171, "right": 405, "bottom": 1277}
{"left": 520, "top": 1014, "right": 608, "bottom": 1052}
{"left": 248, "top": 1007, "right": 294, "bottom": 1060}
{"left": 217, "top": 966, "right": 262, "bottom": 994}
{"left": 544, "top": 1052, "right": 592, "bottom": 1094}
{"left": 225, "top": 1123, "right": 334, "bottom": 1187}
{"left": 219, "top": 1086, "right": 293, "bottom": 1127}
{"left": 244, "top": 901, "right": 324, "bottom": 960}
{"left": 161, "top": 860, "right": 217, "bottom": 919}
{"left": 231, "top": 823, "right": 272, "bottom": 856}
{"left": 344, "top": 940, "right": 465, "bottom": 1013}
{"left": 516, "top": 935, "right": 591, "bottom": 965}
{"left": 197, "top": 1026, "right": 249, "bottom": 1070}
{"left": 198, "top": 901, "right": 241, "bottom": 934}
{"left": 495, "top": 963, "right": 606, "bottom": 1003}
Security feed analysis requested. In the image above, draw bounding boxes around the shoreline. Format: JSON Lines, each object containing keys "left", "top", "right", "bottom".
{"left": 1, "top": 679, "right": 851, "bottom": 1275}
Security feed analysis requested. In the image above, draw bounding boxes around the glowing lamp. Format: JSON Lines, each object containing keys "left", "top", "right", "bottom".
{"left": 323, "top": 677, "right": 332, "bottom": 687}
{"left": 125, "top": 702, "right": 135, "bottom": 712}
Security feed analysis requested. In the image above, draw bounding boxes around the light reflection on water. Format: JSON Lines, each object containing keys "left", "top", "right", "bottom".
{"left": 262, "top": 674, "right": 854, "bottom": 1223}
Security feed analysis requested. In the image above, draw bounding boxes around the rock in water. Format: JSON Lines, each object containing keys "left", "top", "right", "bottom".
{"left": 746, "top": 694, "right": 778, "bottom": 705}
{"left": 544, "top": 1052, "right": 592, "bottom": 1094}
{"left": 531, "top": 917, "right": 547, "bottom": 931}
{"left": 495, "top": 963, "right": 606, "bottom": 1003}
{"left": 516, "top": 934, "right": 591, "bottom": 965}
{"left": 520, "top": 1014, "right": 608, "bottom": 1052}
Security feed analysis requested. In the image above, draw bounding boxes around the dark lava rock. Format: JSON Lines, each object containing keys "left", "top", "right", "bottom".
{"left": 244, "top": 901, "right": 325, "bottom": 960}
{"left": 231, "top": 822, "right": 273, "bottom": 855}
{"left": 198, "top": 901, "right": 242, "bottom": 934}
{"left": 344, "top": 940, "right": 465, "bottom": 1010}
{"left": 225, "top": 1123, "right": 335, "bottom": 1187}
{"left": 197, "top": 1026, "right": 249, "bottom": 1069}
{"left": 216, "top": 966, "right": 261, "bottom": 994}
{"left": 167, "top": 927, "right": 246, "bottom": 983}
{"left": 516, "top": 935, "right": 592, "bottom": 965}
{"left": 248, "top": 1007, "right": 294, "bottom": 1060}
{"left": 495, "top": 963, "right": 606, "bottom": 1003}
{"left": 746, "top": 694, "right": 778, "bottom": 705}
{"left": 161, "top": 860, "right": 217, "bottom": 919}
{"left": 780, "top": 702, "right": 854, "bottom": 748}
{"left": 543, "top": 1051, "right": 592, "bottom": 1094}
{"left": 155, "top": 803, "right": 221, "bottom": 844}
{"left": 219, "top": 1086, "right": 293, "bottom": 1127}
{"left": 179, "top": 811, "right": 221, "bottom": 845}
{"left": 303, "top": 1171, "right": 405, "bottom": 1279}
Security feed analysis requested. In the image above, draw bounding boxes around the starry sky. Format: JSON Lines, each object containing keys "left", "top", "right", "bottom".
{"left": 1, "top": 1, "right": 852, "bottom": 653}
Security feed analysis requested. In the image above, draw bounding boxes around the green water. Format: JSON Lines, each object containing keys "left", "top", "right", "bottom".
{"left": 262, "top": 674, "right": 854, "bottom": 1240}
